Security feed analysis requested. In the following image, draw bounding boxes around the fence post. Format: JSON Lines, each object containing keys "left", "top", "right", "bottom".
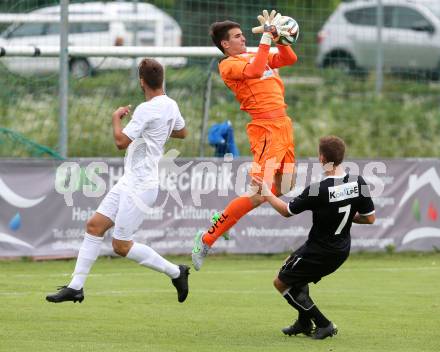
{"left": 59, "top": 0, "right": 69, "bottom": 158}
{"left": 130, "top": 0, "right": 139, "bottom": 83}
{"left": 375, "top": 0, "right": 384, "bottom": 96}
{"left": 199, "top": 58, "right": 217, "bottom": 157}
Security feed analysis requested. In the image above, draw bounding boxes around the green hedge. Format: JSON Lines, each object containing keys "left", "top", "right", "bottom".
{"left": 1, "top": 62, "right": 439, "bottom": 158}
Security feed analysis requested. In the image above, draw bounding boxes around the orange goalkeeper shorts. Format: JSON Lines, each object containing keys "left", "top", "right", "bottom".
{"left": 246, "top": 115, "right": 295, "bottom": 179}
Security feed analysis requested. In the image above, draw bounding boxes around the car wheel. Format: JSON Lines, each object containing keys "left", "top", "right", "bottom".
{"left": 324, "top": 53, "right": 356, "bottom": 74}
{"left": 427, "top": 63, "right": 440, "bottom": 81}
{"left": 70, "top": 59, "right": 92, "bottom": 78}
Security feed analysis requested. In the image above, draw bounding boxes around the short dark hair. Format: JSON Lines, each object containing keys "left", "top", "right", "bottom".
{"left": 319, "top": 136, "right": 346, "bottom": 166}
{"left": 138, "top": 58, "right": 163, "bottom": 89}
{"left": 210, "top": 21, "right": 241, "bottom": 53}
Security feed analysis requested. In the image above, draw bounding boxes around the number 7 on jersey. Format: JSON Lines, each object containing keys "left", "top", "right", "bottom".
{"left": 335, "top": 205, "right": 351, "bottom": 235}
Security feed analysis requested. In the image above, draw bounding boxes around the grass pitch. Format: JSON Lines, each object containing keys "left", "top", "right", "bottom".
{"left": 0, "top": 253, "right": 439, "bottom": 352}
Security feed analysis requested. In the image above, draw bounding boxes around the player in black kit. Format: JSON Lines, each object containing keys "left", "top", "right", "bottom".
{"left": 255, "top": 135, "right": 375, "bottom": 340}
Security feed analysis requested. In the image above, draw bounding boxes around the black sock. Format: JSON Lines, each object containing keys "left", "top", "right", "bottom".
{"left": 283, "top": 287, "right": 330, "bottom": 328}
{"left": 283, "top": 291, "right": 312, "bottom": 326}
{"left": 298, "top": 311, "right": 311, "bottom": 326}
{"left": 308, "top": 306, "right": 330, "bottom": 328}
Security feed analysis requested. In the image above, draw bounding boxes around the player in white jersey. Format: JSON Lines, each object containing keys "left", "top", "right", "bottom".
{"left": 46, "top": 58, "right": 190, "bottom": 304}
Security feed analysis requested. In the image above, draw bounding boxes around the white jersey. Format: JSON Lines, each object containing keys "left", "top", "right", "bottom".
{"left": 121, "top": 95, "right": 185, "bottom": 189}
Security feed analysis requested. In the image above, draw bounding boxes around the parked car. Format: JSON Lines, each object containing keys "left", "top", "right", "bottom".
{"left": 0, "top": 1, "right": 186, "bottom": 77}
{"left": 316, "top": 0, "right": 440, "bottom": 78}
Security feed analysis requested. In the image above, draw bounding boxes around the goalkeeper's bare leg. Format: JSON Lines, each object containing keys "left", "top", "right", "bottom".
{"left": 192, "top": 168, "right": 295, "bottom": 271}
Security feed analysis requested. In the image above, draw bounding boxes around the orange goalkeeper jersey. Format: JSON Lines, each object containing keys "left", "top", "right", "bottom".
{"left": 218, "top": 46, "right": 297, "bottom": 116}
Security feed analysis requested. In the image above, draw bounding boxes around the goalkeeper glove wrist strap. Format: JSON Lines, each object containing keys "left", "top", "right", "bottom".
{"left": 260, "top": 33, "right": 272, "bottom": 46}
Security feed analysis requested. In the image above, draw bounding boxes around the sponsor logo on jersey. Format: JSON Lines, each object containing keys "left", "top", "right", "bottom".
{"left": 248, "top": 56, "right": 276, "bottom": 80}
{"left": 261, "top": 65, "right": 275, "bottom": 79}
{"left": 328, "top": 182, "right": 359, "bottom": 202}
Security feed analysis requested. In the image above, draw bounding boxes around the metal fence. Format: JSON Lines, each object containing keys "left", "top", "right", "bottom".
{"left": 0, "top": 0, "right": 439, "bottom": 159}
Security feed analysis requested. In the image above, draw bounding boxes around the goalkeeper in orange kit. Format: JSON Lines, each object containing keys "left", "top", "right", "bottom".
{"left": 192, "top": 10, "right": 300, "bottom": 270}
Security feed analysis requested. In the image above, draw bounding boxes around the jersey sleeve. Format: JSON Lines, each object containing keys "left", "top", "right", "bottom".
{"left": 357, "top": 176, "right": 375, "bottom": 215}
{"left": 219, "top": 57, "right": 248, "bottom": 81}
{"left": 287, "top": 185, "right": 318, "bottom": 215}
{"left": 173, "top": 106, "right": 185, "bottom": 131}
{"left": 268, "top": 45, "right": 297, "bottom": 69}
{"left": 122, "top": 104, "right": 148, "bottom": 140}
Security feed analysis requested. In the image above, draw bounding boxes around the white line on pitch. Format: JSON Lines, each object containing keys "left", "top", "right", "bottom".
{"left": 0, "top": 266, "right": 438, "bottom": 279}
{"left": 1, "top": 287, "right": 438, "bottom": 297}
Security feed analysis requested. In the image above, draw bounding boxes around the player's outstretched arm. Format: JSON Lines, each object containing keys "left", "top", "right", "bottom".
{"left": 270, "top": 45, "right": 297, "bottom": 68}
{"left": 170, "top": 127, "right": 188, "bottom": 139}
{"left": 265, "top": 192, "right": 291, "bottom": 217}
{"left": 269, "top": 17, "right": 299, "bottom": 68}
{"left": 243, "top": 45, "right": 270, "bottom": 79}
{"left": 253, "top": 177, "right": 291, "bottom": 217}
{"left": 243, "top": 9, "right": 278, "bottom": 79}
{"left": 245, "top": 10, "right": 297, "bottom": 77}
{"left": 353, "top": 212, "right": 375, "bottom": 224}
{"left": 112, "top": 105, "right": 132, "bottom": 150}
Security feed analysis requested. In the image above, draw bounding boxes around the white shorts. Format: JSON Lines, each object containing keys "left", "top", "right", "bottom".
{"left": 96, "top": 180, "right": 158, "bottom": 241}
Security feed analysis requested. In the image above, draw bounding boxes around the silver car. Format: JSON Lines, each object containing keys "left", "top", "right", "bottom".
{"left": 316, "top": 0, "right": 440, "bottom": 77}
{"left": 0, "top": 1, "right": 185, "bottom": 77}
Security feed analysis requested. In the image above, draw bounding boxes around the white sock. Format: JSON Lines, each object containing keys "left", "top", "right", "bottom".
{"left": 68, "top": 233, "right": 103, "bottom": 290}
{"left": 126, "top": 242, "right": 180, "bottom": 279}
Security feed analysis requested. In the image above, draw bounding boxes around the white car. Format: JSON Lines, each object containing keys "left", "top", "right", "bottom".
{"left": 0, "top": 1, "right": 186, "bottom": 77}
{"left": 316, "top": 0, "right": 440, "bottom": 78}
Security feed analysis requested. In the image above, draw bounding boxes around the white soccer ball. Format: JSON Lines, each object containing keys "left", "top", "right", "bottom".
{"left": 278, "top": 17, "right": 299, "bottom": 45}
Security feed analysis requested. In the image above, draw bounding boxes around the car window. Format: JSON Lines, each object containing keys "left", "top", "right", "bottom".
{"left": 45, "top": 23, "right": 83, "bottom": 35}
{"left": 345, "top": 7, "right": 377, "bottom": 26}
{"left": 9, "top": 23, "right": 45, "bottom": 38}
{"left": 80, "top": 23, "right": 109, "bottom": 33}
{"left": 165, "top": 24, "right": 176, "bottom": 31}
{"left": 125, "top": 22, "right": 155, "bottom": 32}
{"left": 45, "top": 23, "right": 59, "bottom": 35}
{"left": 70, "top": 24, "right": 83, "bottom": 34}
{"left": 387, "top": 6, "right": 429, "bottom": 30}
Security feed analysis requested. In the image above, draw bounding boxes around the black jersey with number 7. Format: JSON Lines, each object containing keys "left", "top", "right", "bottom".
{"left": 288, "top": 174, "right": 375, "bottom": 252}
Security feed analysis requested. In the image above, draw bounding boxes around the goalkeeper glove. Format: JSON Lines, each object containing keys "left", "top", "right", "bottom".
{"left": 252, "top": 10, "right": 292, "bottom": 45}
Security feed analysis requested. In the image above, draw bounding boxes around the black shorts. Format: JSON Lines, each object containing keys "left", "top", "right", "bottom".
{"left": 278, "top": 242, "right": 349, "bottom": 288}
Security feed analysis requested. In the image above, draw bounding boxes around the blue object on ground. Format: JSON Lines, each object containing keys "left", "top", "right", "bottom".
{"left": 207, "top": 121, "right": 239, "bottom": 157}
